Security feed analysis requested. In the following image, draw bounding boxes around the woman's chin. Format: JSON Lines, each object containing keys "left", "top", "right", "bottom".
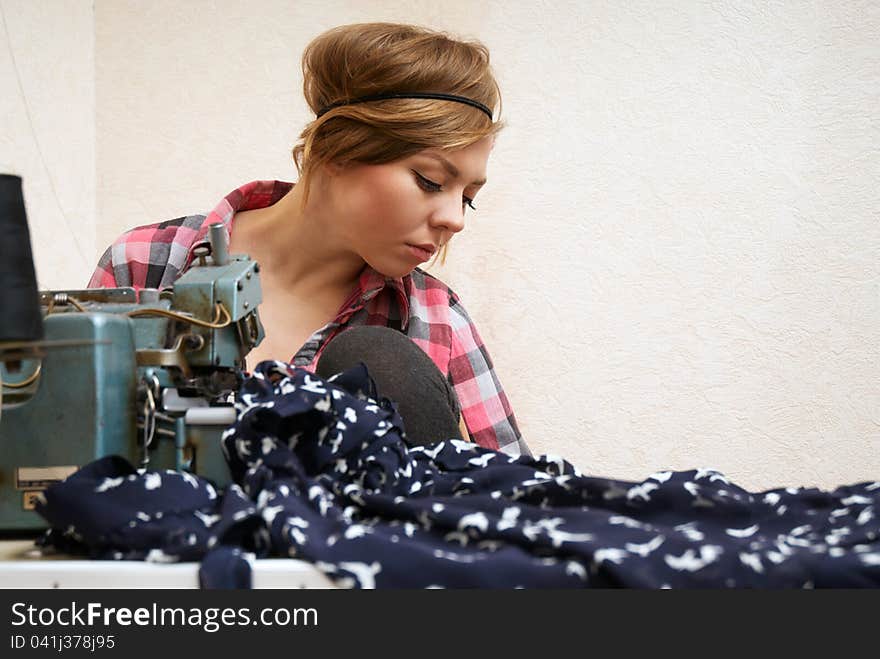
{"left": 366, "top": 258, "right": 417, "bottom": 279}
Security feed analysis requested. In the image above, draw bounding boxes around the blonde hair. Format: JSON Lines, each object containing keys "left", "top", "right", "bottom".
{"left": 291, "top": 23, "right": 505, "bottom": 266}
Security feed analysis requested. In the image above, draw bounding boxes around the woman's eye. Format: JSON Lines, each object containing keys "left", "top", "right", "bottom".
{"left": 413, "top": 171, "right": 442, "bottom": 192}
{"left": 413, "top": 170, "right": 476, "bottom": 211}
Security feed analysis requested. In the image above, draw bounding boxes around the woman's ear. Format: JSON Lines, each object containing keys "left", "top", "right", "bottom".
{"left": 323, "top": 160, "right": 346, "bottom": 177}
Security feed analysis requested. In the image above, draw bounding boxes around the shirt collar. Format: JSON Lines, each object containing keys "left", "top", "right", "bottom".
{"left": 356, "top": 265, "right": 412, "bottom": 329}
{"left": 194, "top": 180, "right": 293, "bottom": 244}
{"left": 194, "top": 179, "right": 411, "bottom": 327}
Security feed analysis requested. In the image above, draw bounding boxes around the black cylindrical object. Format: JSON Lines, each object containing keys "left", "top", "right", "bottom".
{"left": 0, "top": 174, "right": 43, "bottom": 342}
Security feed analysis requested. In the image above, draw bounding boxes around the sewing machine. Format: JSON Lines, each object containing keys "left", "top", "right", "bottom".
{"left": 0, "top": 220, "right": 265, "bottom": 533}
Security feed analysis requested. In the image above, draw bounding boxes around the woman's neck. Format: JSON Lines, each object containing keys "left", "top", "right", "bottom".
{"left": 228, "top": 181, "right": 366, "bottom": 300}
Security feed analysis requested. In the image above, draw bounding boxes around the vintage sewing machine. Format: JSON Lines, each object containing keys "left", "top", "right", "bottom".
{"left": 0, "top": 222, "right": 264, "bottom": 533}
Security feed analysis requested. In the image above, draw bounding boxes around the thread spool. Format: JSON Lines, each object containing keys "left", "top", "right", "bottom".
{"left": 0, "top": 174, "right": 43, "bottom": 343}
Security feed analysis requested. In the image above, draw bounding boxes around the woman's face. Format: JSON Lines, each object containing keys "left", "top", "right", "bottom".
{"left": 323, "top": 136, "right": 493, "bottom": 278}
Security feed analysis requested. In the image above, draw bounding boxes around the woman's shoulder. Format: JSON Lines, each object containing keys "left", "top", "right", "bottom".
{"left": 405, "top": 267, "right": 475, "bottom": 328}
{"left": 90, "top": 214, "right": 209, "bottom": 289}
{"left": 112, "top": 214, "right": 209, "bottom": 249}
{"left": 407, "top": 267, "right": 461, "bottom": 301}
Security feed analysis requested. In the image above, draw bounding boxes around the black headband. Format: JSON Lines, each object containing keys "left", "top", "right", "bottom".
{"left": 316, "top": 92, "right": 493, "bottom": 120}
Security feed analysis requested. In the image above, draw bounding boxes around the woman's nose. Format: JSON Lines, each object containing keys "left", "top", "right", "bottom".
{"left": 429, "top": 197, "right": 466, "bottom": 234}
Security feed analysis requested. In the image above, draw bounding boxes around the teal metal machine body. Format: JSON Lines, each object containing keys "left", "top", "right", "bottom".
{"left": 0, "top": 235, "right": 264, "bottom": 532}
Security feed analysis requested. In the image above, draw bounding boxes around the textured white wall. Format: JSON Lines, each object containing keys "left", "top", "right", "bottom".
{"left": 0, "top": 0, "right": 95, "bottom": 288}
{"left": 9, "top": 1, "right": 880, "bottom": 491}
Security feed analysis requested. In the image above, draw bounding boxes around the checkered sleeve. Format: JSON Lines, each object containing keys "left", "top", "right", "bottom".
{"left": 87, "top": 215, "right": 206, "bottom": 290}
{"left": 87, "top": 242, "right": 119, "bottom": 288}
{"left": 447, "top": 292, "right": 530, "bottom": 458}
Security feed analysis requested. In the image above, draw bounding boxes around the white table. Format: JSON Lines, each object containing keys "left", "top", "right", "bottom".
{"left": 0, "top": 540, "right": 335, "bottom": 588}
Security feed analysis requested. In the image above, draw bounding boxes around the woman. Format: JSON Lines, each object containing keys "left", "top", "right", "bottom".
{"left": 90, "top": 23, "right": 529, "bottom": 458}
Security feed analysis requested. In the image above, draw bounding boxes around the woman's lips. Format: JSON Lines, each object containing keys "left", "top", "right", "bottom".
{"left": 406, "top": 244, "right": 435, "bottom": 261}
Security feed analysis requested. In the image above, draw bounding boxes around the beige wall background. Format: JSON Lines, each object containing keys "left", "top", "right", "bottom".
{"left": 1, "top": 0, "right": 94, "bottom": 287}
{"left": 2, "top": 0, "right": 878, "bottom": 491}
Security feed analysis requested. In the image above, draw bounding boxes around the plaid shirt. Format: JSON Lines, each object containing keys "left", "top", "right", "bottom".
{"left": 89, "top": 180, "right": 529, "bottom": 457}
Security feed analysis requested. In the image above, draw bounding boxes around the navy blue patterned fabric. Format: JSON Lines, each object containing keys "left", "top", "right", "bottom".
{"left": 35, "top": 361, "right": 880, "bottom": 588}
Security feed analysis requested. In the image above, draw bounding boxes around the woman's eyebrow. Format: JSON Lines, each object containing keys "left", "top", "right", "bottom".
{"left": 422, "top": 153, "right": 487, "bottom": 186}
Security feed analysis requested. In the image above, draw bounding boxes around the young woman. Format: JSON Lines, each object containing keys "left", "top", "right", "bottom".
{"left": 90, "top": 23, "right": 529, "bottom": 458}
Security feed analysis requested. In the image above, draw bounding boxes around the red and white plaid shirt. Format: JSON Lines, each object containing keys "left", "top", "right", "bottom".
{"left": 89, "top": 181, "right": 529, "bottom": 457}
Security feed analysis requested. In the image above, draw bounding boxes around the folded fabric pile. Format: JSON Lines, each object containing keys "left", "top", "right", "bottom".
{"left": 36, "top": 361, "right": 880, "bottom": 588}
